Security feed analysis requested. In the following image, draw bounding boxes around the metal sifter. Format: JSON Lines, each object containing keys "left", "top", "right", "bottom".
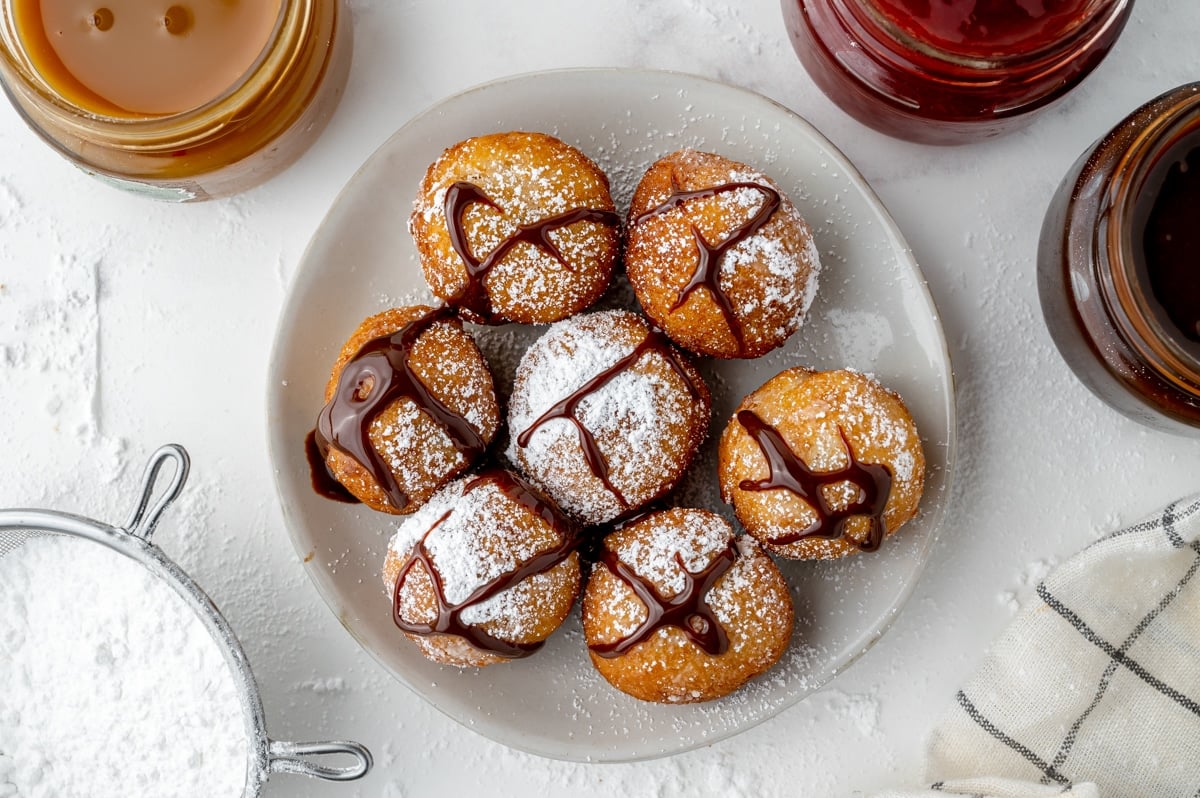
{"left": 0, "top": 444, "right": 372, "bottom": 796}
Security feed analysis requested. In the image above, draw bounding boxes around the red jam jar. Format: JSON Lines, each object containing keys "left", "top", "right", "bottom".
{"left": 1038, "top": 83, "right": 1200, "bottom": 436}
{"left": 782, "top": 0, "right": 1134, "bottom": 144}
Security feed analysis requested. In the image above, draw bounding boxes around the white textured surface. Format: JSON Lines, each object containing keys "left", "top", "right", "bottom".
{"left": 0, "top": 1, "right": 1198, "bottom": 796}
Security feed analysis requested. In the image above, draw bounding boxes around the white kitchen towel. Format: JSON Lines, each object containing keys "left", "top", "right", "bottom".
{"left": 877, "top": 493, "right": 1200, "bottom": 798}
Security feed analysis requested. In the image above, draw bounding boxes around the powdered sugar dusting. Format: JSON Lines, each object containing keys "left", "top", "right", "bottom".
{"left": 506, "top": 310, "right": 709, "bottom": 523}
{"left": 0, "top": 535, "right": 246, "bottom": 797}
{"left": 625, "top": 149, "right": 822, "bottom": 356}
{"left": 618, "top": 507, "right": 733, "bottom": 597}
{"left": 387, "top": 475, "right": 575, "bottom": 647}
{"left": 391, "top": 479, "right": 535, "bottom": 606}
{"left": 837, "top": 370, "right": 919, "bottom": 487}
{"left": 462, "top": 569, "right": 561, "bottom": 634}
{"left": 586, "top": 508, "right": 795, "bottom": 701}
{"left": 715, "top": 164, "right": 823, "bottom": 333}
{"left": 373, "top": 402, "right": 465, "bottom": 492}
{"left": 410, "top": 132, "right": 618, "bottom": 322}
{"left": 721, "top": 367, "right": 925, "bottom": 560}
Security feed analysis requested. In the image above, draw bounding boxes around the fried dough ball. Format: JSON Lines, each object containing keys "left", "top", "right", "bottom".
{"left": 582, "top": 508, "right": 793, "bottom": 703}
{"left": 718, "top": 367, "right": 925, "bottom": 559}
{"left": 506, "top": 310, "right": 711, "bottom": 525}
{"left": 625, "top": 149, "right": 821, "bottom": 358}
{"left": 410, "top": 131, "right": 620, "bottom": 324}
{"left": 382, "top": 468, "right": 582, "bottom": 667}
{"left": 318, "top": 305, "right": 499, "bottom": 515}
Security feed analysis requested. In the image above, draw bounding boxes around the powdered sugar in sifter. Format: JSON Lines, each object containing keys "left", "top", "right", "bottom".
{"left": 0, "top": 444, "right": 372, "bottom": 796}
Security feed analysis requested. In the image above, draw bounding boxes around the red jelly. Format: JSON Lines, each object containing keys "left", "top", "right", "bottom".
{"left": 783, "top": 0, "right": 1133, "bottom": 144}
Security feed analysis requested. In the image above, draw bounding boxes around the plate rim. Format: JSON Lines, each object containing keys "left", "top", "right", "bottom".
{"left": 266, "top": 66, "right": 958, "bottom": 762}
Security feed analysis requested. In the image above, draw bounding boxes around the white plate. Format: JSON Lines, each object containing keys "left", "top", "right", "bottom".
{"left": 267, "top": 68, "right": 956, "bottom": 762}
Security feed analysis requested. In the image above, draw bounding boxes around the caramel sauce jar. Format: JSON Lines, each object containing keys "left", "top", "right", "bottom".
{"left": 782, "top": 0, "right": 1133, "bottom": 144}
{"left": 1038, "top": 83, "right": 1200, "bottom": 435}
{"left": 0, "top": 0, "right": 351, "bottom": 201}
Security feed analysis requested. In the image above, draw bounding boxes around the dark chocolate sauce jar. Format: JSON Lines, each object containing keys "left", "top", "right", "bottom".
{"left": 1038, "top": 83, "right": 1200, "bottom": 435}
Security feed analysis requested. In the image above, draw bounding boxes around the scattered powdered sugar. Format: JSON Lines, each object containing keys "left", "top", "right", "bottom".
{"left": 0, "top": 25, "right": 966, "bottom": 790}
{"left": 995, "top": 556, "right": 1060, "bottom": 614}
{"left": 293, "top": 676, "right": 348, "bottom": 694}
{"left": 823, "top": 307, "right": 895, "bottom": 368}
{"left": 816, "top": 688, "right": 882, "bottom": 737}
{"left": 0, "top": 535, "right": 246, "bottom": 798}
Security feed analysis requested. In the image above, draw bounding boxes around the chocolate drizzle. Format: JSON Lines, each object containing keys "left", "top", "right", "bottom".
{"left": 304, "top": 430, "right": 358, "bottom": 504}
{"left": 444, "top": 181, "right": 620, "bottom": 321}
{"left": 514, "top": 329, "right": 704, "bottom": 509}
{"left": 312, "top": 306, "right": 485, "bottom": 511}
{"left": 633, "top": 181, "right": 781, "bottom": 353}
{"left": 588, "top": 542, "right": 737, "bottom": 659}
{"left": 391, "top": 468, "right": 581, "bottom": 659}
{"left": 736, "top": 410, "right": 892, "bottom": 551}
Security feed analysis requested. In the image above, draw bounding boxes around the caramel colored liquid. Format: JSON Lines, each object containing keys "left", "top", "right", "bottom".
{"left": 14, "top": 0, "right": 282, "bottom": 115}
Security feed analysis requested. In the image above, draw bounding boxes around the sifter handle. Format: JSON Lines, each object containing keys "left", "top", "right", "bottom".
{"left": 122, "top": 444, "right": 190, "bottom": 542}
{"left": 267, "top": 740, "right": 373, "bottom": 781}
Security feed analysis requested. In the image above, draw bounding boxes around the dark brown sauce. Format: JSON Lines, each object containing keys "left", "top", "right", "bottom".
{"left": 514, "top": 328, "right": 704, "bottom": 509}
{"left": 736, "top": 410, "right": 892, "bottom": 551}
{"left": 1137, "top": 133, "right": 1200, "bottom": 356}
{"left": 588, "top": 541, "right": 737, "bottom": 658}
{"left": 633, "top": 181, "right": 781, "bottom": 354}
{"left": 444, "top": 181, "right": 620, "bottom": 322}
{"left": 391, "top": 467, "right": 581, "bottom": 659}
{"left": 310, "top": 307, "right": 485, "bottom": 511}
{"left": 304, "top": 429, "right": 359, "bottom": 504}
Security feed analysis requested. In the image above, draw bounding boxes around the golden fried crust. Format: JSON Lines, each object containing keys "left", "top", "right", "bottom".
{"left": 410, "top": 131, "right": 618, "bottom": 324}
{"left": 382, "top": 479, "right": 582, "bottom": 668}
{"left": 625, "top": 150, "right": 819, "bottom": 359}
{"left": 582, "top": 508, "right": 793, "bottom": 703}
{"left": 322, "top": 306, "right": 499, "bottom": 515}
{"left": 717, "top": 368, "right": 926, "bottom": 559}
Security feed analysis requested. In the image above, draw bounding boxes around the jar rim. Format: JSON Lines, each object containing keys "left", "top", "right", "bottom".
{"left": 0, "top": 0, "right": 294, "bottom": 148}
{"left": 842, "top": 0, "right": 1132, "bottom": 74}
{"left": 1105, "top": 83, "right": 1200, "bottom": 396}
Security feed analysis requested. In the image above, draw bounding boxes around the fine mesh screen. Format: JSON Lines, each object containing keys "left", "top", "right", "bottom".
{"left": 0, "top": 528, "right": 56, "bottom": 559}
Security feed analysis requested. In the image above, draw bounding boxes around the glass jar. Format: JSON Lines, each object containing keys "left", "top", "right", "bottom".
{"left": 782, "top": 0, "right": 1134, "bottom": 145}
{"left": 1037, "top": 83, "right": 1200, "bottom": 436}
{"left": 0, "top": 0, "right": 351, "bottom": 201}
